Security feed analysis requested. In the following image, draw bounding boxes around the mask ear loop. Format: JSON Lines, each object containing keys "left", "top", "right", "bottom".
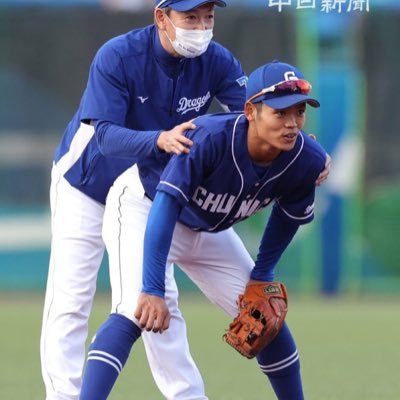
{"left": 154, "top": 6, "right": 175, "bottom": 46}
{"left": 161, "top": 13, "right": 177, "bottom": 46}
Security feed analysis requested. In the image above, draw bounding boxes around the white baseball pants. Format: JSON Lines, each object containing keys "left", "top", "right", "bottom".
{"left": 103, "top": 166, "right": 254, "bottom": 398}
{"left": 40, "top": 164, "right": 206, "bottom": 400}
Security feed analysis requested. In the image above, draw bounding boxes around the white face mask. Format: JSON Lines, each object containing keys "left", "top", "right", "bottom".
{"left": 164, "top": 16, "right": 213, "bottom": 58}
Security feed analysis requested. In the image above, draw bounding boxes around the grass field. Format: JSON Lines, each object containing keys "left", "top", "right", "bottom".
{"left": 2, "top": 292, "right": 399, "bottom": 400}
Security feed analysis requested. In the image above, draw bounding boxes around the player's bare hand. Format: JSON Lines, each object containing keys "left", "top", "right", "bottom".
{"left": 316, "top": 153, "right": 332, "bottom": 186}
{"left": 308, "top": 134, "right": 332, "bottom": 186}
{"left": 134, "top": 293, "right": 171, "bottom": 333}
{"left": 157, "top": 121, "right": 195, "bottom": 155}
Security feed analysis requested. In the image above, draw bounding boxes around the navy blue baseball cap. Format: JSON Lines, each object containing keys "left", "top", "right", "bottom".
{"left": 246, "top": 60, "right": 320, "bottom": 110}
{"left": 155, "top": 0, "right": 226, "bottom": 11}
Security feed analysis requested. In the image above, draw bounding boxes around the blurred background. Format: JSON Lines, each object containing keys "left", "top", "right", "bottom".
{"left": 0, "top": 0, "right": 399, "bottom": 296}
{"left": 1, "top": 2, "right": 400, "bottom": 399}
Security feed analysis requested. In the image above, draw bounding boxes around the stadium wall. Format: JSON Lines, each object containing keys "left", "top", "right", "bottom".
{"left": 0, "top": 6, "right": 399, "bottom": 294}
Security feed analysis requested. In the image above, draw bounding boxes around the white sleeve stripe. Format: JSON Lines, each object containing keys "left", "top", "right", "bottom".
{"left": 258, "top": 350, "right": 299, "bottom": 373}
{"left": 88, "top": 350, "right": 123, "bottom": 370}
{"left": 56, "top": 122, "right": 95, "bottom": 175}
{"left": 87, "top": 356, "right": 122, "bottom": 374}
{"left": 159, "top": 181, "right": 189, "bottom": 202}
{"left": 278, "top": 202, "right": 315, "bottom": 221}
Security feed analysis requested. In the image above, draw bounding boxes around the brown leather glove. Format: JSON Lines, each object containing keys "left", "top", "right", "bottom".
{"left": 223, "top": 282, "right": 288, "bottom": 359}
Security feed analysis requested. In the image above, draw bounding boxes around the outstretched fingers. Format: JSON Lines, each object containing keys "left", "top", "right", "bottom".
{"left": 157, "top": 121, "right": 196, "bottom": 155}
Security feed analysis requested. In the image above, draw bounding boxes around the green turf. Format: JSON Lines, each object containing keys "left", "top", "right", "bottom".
{"left": 365, "top": 183, "right": 400, "bottom": 274}
{"left": 1, "top": 293, "right": 399, "bottom": 399}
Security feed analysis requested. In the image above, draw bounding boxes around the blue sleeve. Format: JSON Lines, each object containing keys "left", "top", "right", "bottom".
{"left": 213, "top": 49, "right": 247, "bottom": 112}
{"left": 94, "top": 120, "right": 161, "bottom": 159}
{"left": 142, "top": 192, "right": 182, "bottom": 297}
{"left": 250, "top": 205, "right": 300, "bottom": 281}
{"left": 80, "top": 44, "right": 129, "bottom": 124}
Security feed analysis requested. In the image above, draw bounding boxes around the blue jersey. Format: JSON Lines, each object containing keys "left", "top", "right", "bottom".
{"left": 140, "top": 112, "right": 327, "bottom": 295}
{"left": 54, "top": 25, "right": 246, "bottom": 204}
{"left": 140, "top": 112, "right": 327, "bottom": 232}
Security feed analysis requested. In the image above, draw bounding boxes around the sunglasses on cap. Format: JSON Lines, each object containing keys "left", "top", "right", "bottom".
{"left": 247, "top": 79, "right": 312, "bottom": 104}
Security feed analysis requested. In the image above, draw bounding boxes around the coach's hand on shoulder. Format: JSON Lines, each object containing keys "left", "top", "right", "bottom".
{"left": 316, "top": 153, "right": 332, "bottom": 186}
{"left": 308, "top": 134, "right": 332, "bottom": 186}
{"left": 134, "top": 293, "right": 171, "bottom": 334}
{"left": 158, "top": 121, "right": 195, "bottom": 155}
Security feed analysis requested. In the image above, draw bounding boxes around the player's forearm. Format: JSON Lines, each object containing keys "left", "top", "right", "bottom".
{"left": 142, "top": 192, "right": 181, "bottom": 296}
{"left": 94, "top": 120, "right": 161, "bottom": 159}
{"left": 251, "top": 208, "right": 299, "bottom": 281}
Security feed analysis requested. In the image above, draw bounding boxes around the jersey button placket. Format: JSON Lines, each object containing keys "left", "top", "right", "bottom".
{"left": 169, "top": 77, "right": 176, "bottom": 117}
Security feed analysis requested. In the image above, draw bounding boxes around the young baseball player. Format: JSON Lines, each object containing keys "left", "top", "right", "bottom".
{"left": 40, "top": 1, "right": 248, "bottom": 399}
{"left": 80, "top": 60, "right": 328, "bottom": 399}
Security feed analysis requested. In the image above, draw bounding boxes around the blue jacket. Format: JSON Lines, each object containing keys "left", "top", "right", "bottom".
{"left": 54, "top": 25, "right": 246, "bottom": 204}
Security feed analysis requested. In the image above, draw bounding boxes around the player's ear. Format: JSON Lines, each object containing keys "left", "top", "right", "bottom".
{"left": 244, "top": 101, "right": 256, "bottom": 122}
{"left": 154, "top": 8, "right": 167, "bottom": 30}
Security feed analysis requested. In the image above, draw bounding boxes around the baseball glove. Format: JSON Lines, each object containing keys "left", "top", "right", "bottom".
{"left": 223, "top": 282, "right": 288, "bottom": 359}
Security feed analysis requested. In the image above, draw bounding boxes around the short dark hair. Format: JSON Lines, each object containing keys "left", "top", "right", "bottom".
{"left": 254, "top": 102, "right": 263, "bottom": 112}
